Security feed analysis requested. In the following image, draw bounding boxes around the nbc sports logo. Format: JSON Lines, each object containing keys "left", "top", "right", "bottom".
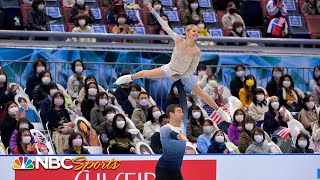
{"left": 13, "top": 156, "right": 34, "bottom": 170}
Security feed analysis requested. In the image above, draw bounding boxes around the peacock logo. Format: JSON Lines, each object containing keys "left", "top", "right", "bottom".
{"left": 13, "top": 156, "right": 34, "bottom": 170}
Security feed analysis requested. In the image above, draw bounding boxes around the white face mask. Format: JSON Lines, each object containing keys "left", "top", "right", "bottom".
{"left": 77, "top": 0, "right": 85, "bottom": 6}
{"left": 282, "top": 80, "right": 291, "bottom": 88}
{"left": 72, "top": 139, "right": 82, "bottom": 147}
{"left": 38, "top": 4, "right": 45, "bottom": 11}
{"left": 117, "top": 18, "right": 126, "bottom": 25}
{"left": 54, "top": 98, "right": 64, "bottom": 107}
{"left": 50, "top": 89, "right": 58, "bottom": 97}
{"left": 9, "top": 107, "right": 19, "bottom": 116}
{"left": 198, "top": 23, "right": 205, "bottom": 29}
{"left": 99, "top": 99, "right": 108, "bottom": 106}
{"left": 271, "top": 102, "right": 279, "bottom": 110}
{"left": 236, "top": 70, "right": 245, "bottom": 78}
{"left": 0, "top": 75, "right": 6, "bottom": 83}
{"left": 256, "top": 94, "right": 265, "bottom": 102}
{"left": 106, "top": 113, "right": 115, "bottom": 122}
{"left": 235, "top": 27, "right": 243, "bottom": 34}
{"left": 36, "top": 66, "right": 45, "bottom": 74}
{"left": 306, "top": 101, "right": 315, "bottom": 109}
{"left": 187, "top": 101, "right": 193, "bottom": 108}
{"left": 254, "top": 135, "right": 264, "bottom": 143}
{"left": 173, "top": 87, "right": 179, "bottom": 95}
{"left": 152, "top": 111, "right": 162, "bottom": 120}
{"left": 42, "top": 77, "right": 51, "bottom": 85}
{"left": 203, "top": 126, "right": 213, "bottom": 134}
{"left": 19, "top": 124, "right": 29, "bottom": 129}
{"left": 22, "top": 136, "right": 31, "bottom": 144}
{"left": 75, "top": 66, "right": 83, "bottom": 74}
{"left": 78, "top": 19, "right": 86, "bottom": 26}
{"left": 192, "top": 112, "right": 201, "bottom": 119}
{"left": 116, "top": 120, "right": 126, "bottom": 129}
{"left": 235, "top": 115, "right": 244, "bottom": 122}
{"left": 215, "top": 135, "right": 225, "bottom": 143}
{"left": 191, "top": 2, "right": 198, "bottom": 9}
{"left": 130, "top": 91, "right": 140, "bottom": 99}
{"left": 139, "top": 99, "right": 149, "bottom": 107}
{"left": 273, "top": 72, "right": 282, "bottom": 79}
{"left": 208, "top": 80, "right": 218, "bottom": 88}
{"left": 154, "top": 4, "right": 162, "bottom": 11}
{"left": 245, "top": 123, "right": 254, "bottom": 131}
{"left": 198, "top": 71, "right": 206, "bottom": 77}
{"left": 298, "top": 140, "right": 307, "bottom": 148}
{"left": 88, "top": 88, "right": 97, "bottom": 96}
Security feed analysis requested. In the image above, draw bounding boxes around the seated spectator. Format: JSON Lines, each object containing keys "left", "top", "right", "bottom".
{"left": 33, "top": 70, "right": 52, "bottom": 109}
{"left": 196, "top": 21, "right": 213, "bottom": 46}
{"left": 63, "top": 132, "right": 90, "bottom": 154}
{"left": 26, "top": 59, "right": 46, "bottom": 100}
{"left": 291, "top": 132, "right": 314, "bottom": 153}
{"left": 238, "top": 116, "right": 256, "bottom": 153}
{"left": 17, "top": 97, "right": 40, "bottom": 123}
{"left": 106, "top": 0, "right": 127, "bottom": 25}
{"left": 81, "top": 82, "right": 99, "bottom": 121}
{"left": 40, "top": 83, "right": 58, "bottom": 125}
{"left": 207, "top": 130, "right": 228, "bottom": 153}
{"left": 197, "top": 64, "right": 211, "bottom": 89}
{"left": 301, "top": 0, "right": 320, "bottom": 15}
{"left": 9, "top": 118, "right": 35, "bottom": 151}
{"left": 143, "top": 106, "right": 162, "bottom": 142}
{"left": 67, "top": 60, "right": 86, "bottom": 100}
{"left": 239, "top": 74, "right": 257, "bottom": 109}
{"left": 312, "top": 114, "right": 320, "bottom": 152}
{"left": 267, "top": 14, "right": 288, "bottom": 38}
{"left": 312, "top": 80, "right": 320, "bottom": 106}
{"left": 114, "top": 70, "right": 131, "bottom": 107}
{"left": 263, "top": 96, "right": 288, "bottom": 136}
{"left": 112, "top": 12, "right": 135, "bottom": 42}
{"left": 0, "top": 69, "right": 17, "bottom": 109}
{"left": 276, "top": 74, "right": 303, "bottom": 112}
{"left": 184, "top": 0, "right": 203, "bottom": 25}
{"left": 153, "top": 14, "right": 172, "bottom": 44}
{"left": 245, "top": 127, "right": 271, "bottom": 154}
{"left": 222, "top": 2, "right": 245, "bottom": 30}
{"left": 310, "top": 66, "right": 320, "bottom": 99}
{"left": 197, "top": 119, "right": 215, "bottom": 153}
{"left": 0, "top": 101, "right": 19, "bottom": 148}
{"left": 108, "top": 114, "right": 136, "bottom": 154}
{"left": 131, "top": 92, "right": 150, "bottom": 132}
{"left": 63, "top": 0, "right": 75, "bottom": 7}
{"left": 187, "top": 105, "right": 205, "bottom": 143}
{"left": 76, "top": 119, "right": 99, "bottom": 146}
{"left": 266, "top": 0, "right": 287, "bottom": 20}
{"left": 248, "top": 88, "right": 268, "bottom": 127}
{"left": 68, "top": 14, "right": 96, "bottom": 43}
{"left": 298, "top": 95, "right": 318, "bottom": 133}
{"left": 11, "top": 128, "right": 37, "bottom": 154}
{"left": 150, "top": 114, "right": 169, "bottom": 154}
{"left": 266, "top": 67, "right": 283, "bottom": 97}
{"left": 165, "top": 81, "right": 180, "bottom": 108}
{"left": 78, "top": 75, "right": 104, "bottom": 103}
{"left": 90, "top": 92, "right": 109, "bottom": 132}
{"left": 202, "top": 75, "right": 228, "bottom": 107}
{"left": 148, "top": 0, "right": 164, "bottom": 28}
{"left": 228, "top": 109, "right": 246, "bottom": 146}
{"left": 69, "top": 0, "right": 95, "bottom": 24}
{"left": 28, "top": 0, "right": 47, "bottom": 31}
{"left": 123, "top": 83, "right": 142, "bottom": 117}
{"left": 228, "top": 21, "right": 249, "bottom": 46}
{"left": 177, "top": 0, "right": 188, "bottom": 11}
{"left": 99, "top": 106, "right": 116, "bottom": 153}
{"left": 230, "top": 64, "right": 245, "bottom": 99}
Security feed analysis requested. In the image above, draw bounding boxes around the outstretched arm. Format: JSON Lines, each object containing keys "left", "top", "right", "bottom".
{"left": 149, "top": 7, "right": 179, "bottom": 41}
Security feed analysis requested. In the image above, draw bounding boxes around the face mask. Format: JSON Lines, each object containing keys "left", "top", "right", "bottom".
{"left": 298, "top": 140, "right": 307, "bottom": 148}
{"left": 116, "top": 120, "right": 126, "bottom": 129}
{"left": 19, "top": 124, "right": 29, "bottom": 129}
{"left": 152, "top": 111, "right": 162, "bottom": 120}
{"left": 173, "top": 87, "right": 179, "bottom": 95}
{"left": 0, "top": 75, "right": 6, "bottom": 83}
{"left": 106, "top": 113, "right": 115, "bottom": 122}
{"left": 203, "top": 126, "right": 214, "bottom": 133}
{"left": 36, "top": 66, "right": 45, "bottom": 74}
{"left": 191, "top": 2, "right": 198, "bottom": 9}
{"left": 154, "top": 4, "right": 162, "bottom": 11}
{"left": 256, "top": 94, "right": 265, "bottom": 102}
{"left": 88, "top": 88, "right": 97, "bottom": 96}
{"left": 254, "top": 135, "right": 264, "bottom": 143}
{"left": 54, "top": 98, "right": 64, "bottom": 107}
{"left": 236, "top": 70, "right": 245, "bottom": 78}
{"left": 245, "top": 123, "right": 254, "bottom": 131}
{"left": 246, "top": 79, "right": 255, "bottom": 87}
{"left": 198, "top": 23, "right": 205, "bottom": 29}
{"left": 306, "top": 101, "right": 315, "bottom": 109}
{"left": 192, "top": 112, "right": 201, "bottom": 119}
{"left": 78, "top": 19, "right": 86, "bottom": 26}
{"left": 38, "top": 4, "right": 45, "bottom": 11}
{"left": 130, "top": 91, "right": 140, "bottom": 99}
{"left": 198, "top": 71, "right": 206, "bottom": 77}
{"left": 236, "top": 27, "right": 243, "bottom": 34}
{"left": 208, "top": 80, "right": 218, "bottom": 88}
{"left": 273, "top": 72, "right": 282, "bottom": 79}
{"left": 282, "top": 80, "right": 291, "bottom": 88}
{"left": 50, "top": 89, "right": 58, "bottom": 97}
{"left": 271, "top": 102, "right": 279, "bottom": 110}
{"left": 72, "top": 139, "right": 83, "bottom": 147}
{"left": 315, "top": 72, "right": 320, "bottom": 78}
{"left": 99, "top": 99, "right": 108, "bottom": 106}
{"left": 235, "top": 115, "right": 244, "bottom": 122}
{"left": 215, "top": 135, "right": 225, "bottom": 143}
{"left": 75, "top": 66, "right": 83, "bottom": 74}
{"left": 9, "top": 107, "right": 19, "bottom": 116}
{"left": 42, "top": 77, "right": 51, "bottom": 85}
{"left": 22, "top": 136, "right": 31, "bottom": 144}
{"left": 117, "top": 18, "right": 126, "bottom": 25}
{"left": 228, "top": 8, "right": 236, "bottom": 14}
{"left": 187, "top": 101, "right": 192, "bottom": 108}
{"left": 77, "top": 0, "right": 85, "bottom": 6}
{"left": 139, "top": 99, "right": 149, "bottom": 107}
{"left": 142, "top": 151, "right": 150, "bottom": 154}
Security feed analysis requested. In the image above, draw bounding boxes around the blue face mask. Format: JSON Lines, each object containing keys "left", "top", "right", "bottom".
{"left": 139, "top": 99, "right": 149, "bottom": 107}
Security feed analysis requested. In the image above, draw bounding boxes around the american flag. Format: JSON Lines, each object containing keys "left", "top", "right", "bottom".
{"left": 277, "top": 128, "right": 291, "bottom": 140}
{"left": 210, "top": 102, "right": 231, "bottom": 125}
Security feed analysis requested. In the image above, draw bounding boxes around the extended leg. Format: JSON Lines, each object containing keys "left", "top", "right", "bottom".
{"left": 115, "top": 67, "right": 164, "bottom": 85}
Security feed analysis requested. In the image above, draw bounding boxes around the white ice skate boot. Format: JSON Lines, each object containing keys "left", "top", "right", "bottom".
{"left": 114, "top": 75, "right": 133, "bottom": 85}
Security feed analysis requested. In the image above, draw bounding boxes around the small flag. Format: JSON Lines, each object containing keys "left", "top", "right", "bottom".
{"left": 210, "top": 102, "right": 230, "bottom": 125}
{"left": 277, "top": 128, "right": 291, "bottom": 139}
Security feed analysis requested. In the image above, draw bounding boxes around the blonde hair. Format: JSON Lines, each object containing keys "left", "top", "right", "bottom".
{"left": 185, "top": 24, "right": 197, "bottom": 33}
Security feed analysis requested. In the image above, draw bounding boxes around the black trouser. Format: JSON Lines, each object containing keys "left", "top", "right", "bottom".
{"left": 156, "top": 166, "right": 183, "bottom": 180}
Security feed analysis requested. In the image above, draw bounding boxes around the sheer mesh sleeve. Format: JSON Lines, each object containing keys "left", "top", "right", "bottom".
{"left": 152, "top": 11, "right": 179, "bottom": 41}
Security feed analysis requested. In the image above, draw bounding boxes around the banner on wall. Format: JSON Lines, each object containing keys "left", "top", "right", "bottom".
{"left": 1, "top": 155, "right": 320, "bottom": 180}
